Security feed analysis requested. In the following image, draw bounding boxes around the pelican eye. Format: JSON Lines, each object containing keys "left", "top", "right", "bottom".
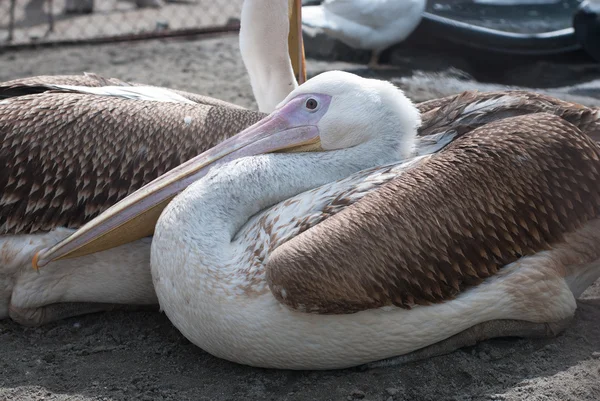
{"left": 305, "top": 98, "right": 318, "bottom": 110}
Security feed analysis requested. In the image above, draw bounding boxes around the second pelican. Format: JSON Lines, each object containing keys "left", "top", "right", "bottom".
{"left": 35, "top": 71, "right": 600, "bottom": 369}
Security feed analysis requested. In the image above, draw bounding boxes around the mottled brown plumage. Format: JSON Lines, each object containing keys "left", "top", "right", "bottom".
{"left": 1, "top": 74, "right": 131, "bottom": 89}
{"left": 0, "top": 73, "right": 241, "bottom": 108}
{"left": 266, "top": 113, "right": 600, "bottom": 314}
{"left": 417, "top": 90, "right": 600, "bottom": 141}
{"left": 0, "top": 79, "right": 264, "bottom": 234}
{"left": 2, "top": 76, "right": 599, "bottom": 243}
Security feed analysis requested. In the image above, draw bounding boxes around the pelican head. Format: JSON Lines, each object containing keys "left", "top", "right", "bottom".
{"left": 33, "top": 71, "right": 421, "bottom": 267}
{"left": 278, "top": 71, "right": 420, "bottom": 156}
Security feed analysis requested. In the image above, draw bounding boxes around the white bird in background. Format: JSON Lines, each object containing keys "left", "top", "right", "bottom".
{"left": 302, "top": 0, "right": 427, "bottom": 68}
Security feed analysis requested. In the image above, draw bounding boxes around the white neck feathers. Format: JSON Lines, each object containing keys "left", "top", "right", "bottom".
{"left": 152, "top": 144, "right": 402, "bottom": 285}
{"left": 240, "top": 0, "right": 298, "bottom": 113}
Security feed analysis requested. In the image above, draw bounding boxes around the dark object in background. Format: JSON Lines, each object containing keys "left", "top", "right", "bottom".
{"left": 419, "top": 0, "right": 582, "bottom": 56}
{"left": 303, "top": 0, "right": 600, "bottom": 61}
{"left": 574, "top": 1, "right": 600, "bottom": 61}
{"left": 419, "top": 12, "right": 578, "bottom": 56}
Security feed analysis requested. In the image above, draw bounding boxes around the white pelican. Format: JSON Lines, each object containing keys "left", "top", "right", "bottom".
{"left": 302, "top": 0, "right": 427, "bottom": 68}
{"left": 5, "top": 84, "right": 583, "bottom": 328}
{"left": 33, "top": 71, "right": 600, "bottom": 369}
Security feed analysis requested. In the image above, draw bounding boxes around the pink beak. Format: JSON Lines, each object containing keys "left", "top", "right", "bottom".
{"left": 33, "top": 94, "right": 331, "bottom": 268}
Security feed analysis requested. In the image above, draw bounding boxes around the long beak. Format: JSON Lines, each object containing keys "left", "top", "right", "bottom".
{"left": 288, "top": 0, "right": 307, "bottom": 85}
{"left": 33, "top": 98, "right": 325, "bottom": 269}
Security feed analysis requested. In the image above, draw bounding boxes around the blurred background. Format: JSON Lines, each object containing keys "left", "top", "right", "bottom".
{"left": 0, "top": 0, "right": 242, "bottom": 45}
{"left": 1, "top": 0, "right": 598, "bottom": 96}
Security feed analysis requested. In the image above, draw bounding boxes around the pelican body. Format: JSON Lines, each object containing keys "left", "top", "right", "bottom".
{"left": 1, "top": 0, "right": 307, "bottom": 237}
{"left": 0, "top": 0, "right": 307, "bottom": 325}
{"left": 0, "top": 76, "right": 265, "bottom": 322}
{"left": 0, "top": 76, "right": 264, "bottom": 235}
{"left": 35, "top": 71, "right": 600, "bottom": 369}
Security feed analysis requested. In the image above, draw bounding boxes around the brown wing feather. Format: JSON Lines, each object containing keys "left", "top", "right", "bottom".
{"left": 1, "top": 73, "right": 132, "bottom": 88}
{"left": 2, "top": 79, "right": 598, "bottom": 245}
{"left": 0, "top": 92, "right": 264, "bottom": 234}
{"left": 266, "top": 113, "right": 600, "bottom": 314}
{"left": 417, "top": 90, "right": 600, "bottom": 141}
{"left": 0, "top": 73, "right": 242, "bottom": 109}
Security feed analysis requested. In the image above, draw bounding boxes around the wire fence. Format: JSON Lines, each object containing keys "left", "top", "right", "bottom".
{"left": 0, "top": 0, "right": 243, "bottom": 48}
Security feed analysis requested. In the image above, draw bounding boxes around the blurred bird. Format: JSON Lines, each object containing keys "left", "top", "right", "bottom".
{"left": 302, "top": 0, "right": 426, "bottom": 68}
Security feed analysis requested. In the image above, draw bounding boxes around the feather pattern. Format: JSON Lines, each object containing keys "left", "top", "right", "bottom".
{"left": 0, "top": 73, "right": 244, "bottom": 109}
{"left": 0, "top": 78, "right": 265, "bottom": 234}
{"left": 231, "top": 156, "right": 427, "bottom": 294}
{"left": 418, "top": 90, "right": 600, "bottom": 141}
{"left": 2, "top": 78, "right": 599, "bottom": 244}
{"left": 263, "top": 113, "right": 600, "bottom": 313}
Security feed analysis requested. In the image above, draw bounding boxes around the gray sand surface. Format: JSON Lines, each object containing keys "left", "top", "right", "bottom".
{"left": 0, "top": 35, "right": 599, "bottom": 401}
{"left": 1, "top": 0, "right": 243, "bottom": 45}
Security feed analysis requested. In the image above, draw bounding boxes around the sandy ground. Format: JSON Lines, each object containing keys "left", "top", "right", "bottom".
{"left": 1, "top": 35, "right": 600, "bottom": 401}
{"left": 1, "top": 0, "right": 242, "bottom": 45}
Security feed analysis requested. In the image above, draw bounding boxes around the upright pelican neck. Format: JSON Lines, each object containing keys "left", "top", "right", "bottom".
{"left": 240, "top": 0, "right": 298, "bottom": 113}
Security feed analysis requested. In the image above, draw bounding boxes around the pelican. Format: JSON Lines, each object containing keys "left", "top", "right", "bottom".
{"left": 0, "top": 0, "right": 307, "bottom": 324}
{"left": 302, "top": 0, "right": 426, "bottom": 68}
{"left": 32, "top": 71, "right": 600, "bottom": 369}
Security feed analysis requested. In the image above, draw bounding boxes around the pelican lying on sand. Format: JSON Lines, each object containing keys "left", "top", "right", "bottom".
{"left": 34, "top": 71, "right": 600, "bottom": 369}
{"left": 302, "top": 0, "right": 426, "bottom": 68}
{"left": 0, "top": 0, "right": 308, "bottom": 324}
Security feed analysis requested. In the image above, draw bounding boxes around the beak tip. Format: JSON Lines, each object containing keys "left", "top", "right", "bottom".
{"left": 32, "top": 250, "right": 46, "bottom": 270}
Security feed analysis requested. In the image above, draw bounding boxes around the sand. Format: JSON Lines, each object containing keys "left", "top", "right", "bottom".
{"left": 0, "top": 35, "right": 599, "bottom": 401}
{"left": 1, "top": 0, "right": 244, "bottom": 45}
